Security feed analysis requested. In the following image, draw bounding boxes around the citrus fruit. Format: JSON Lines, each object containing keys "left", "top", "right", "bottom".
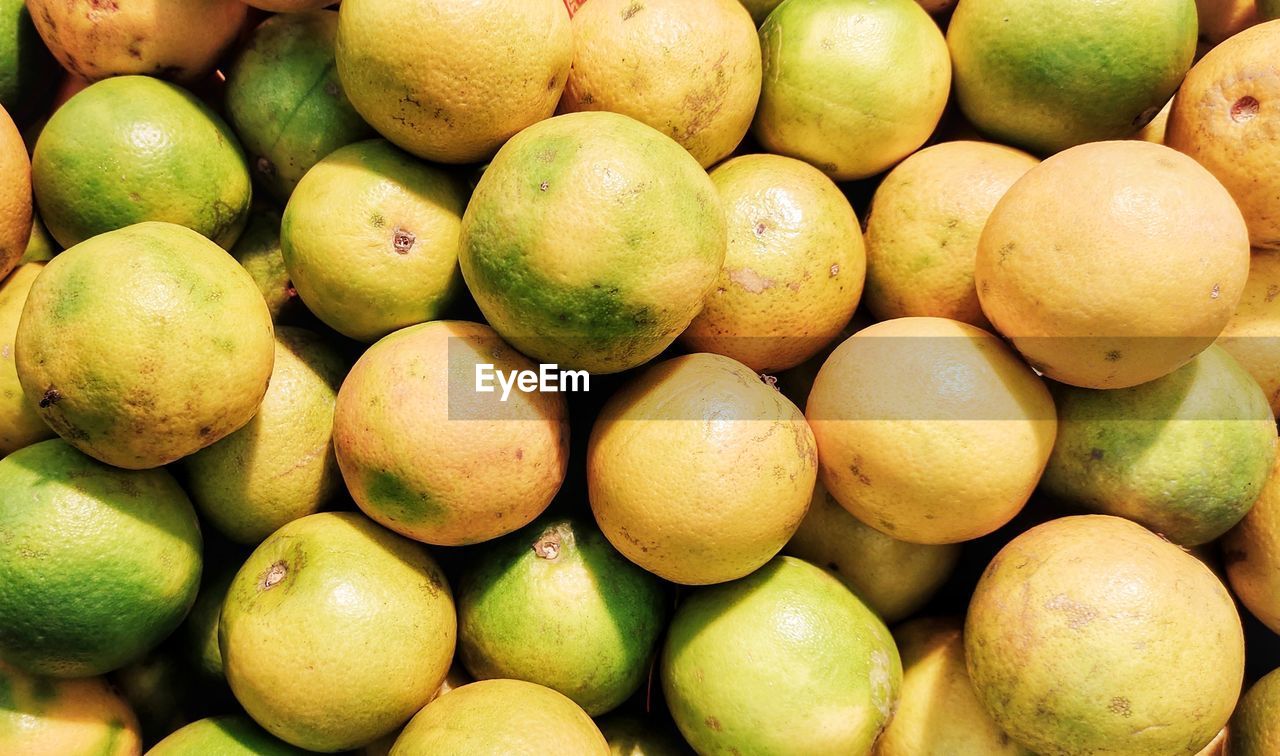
{"left": 0, "top": 0, "right": 55, "bottom": 119}
{"left": 1197, "top": 0, "right": 1260, "bottom": 46}
{"left": 32, "top": 76, "right": 252, "bottom": 250}
{"left": 662, "top": 556, "right": 901, "bottom": 754}
{"left": 148, "top": 716, "right": 308, "bottom": 756}
{"left": 1230, "top": 667, "right": 1280, "bottom": 755}
{"left": 740, "top": 0, "right": 784, "bottom": 24}
{"left": 588, "top": 353, "right": 816, "bottom": 584}
{"left": 561, "top": 0, "right": 761, "bottom": 168}
{"left": 15, "top": 222, "right": 275, "bottom": 470}
{"left": 225, "top": 10, "right": 374, "bottom": 202}
{"left": 1223, "top": 455, "right": 1280, "bottom": 634}
{"left": 460, "top": 111, "right": 725, "bottom": 373}
{"left": 228, "top": 208, "right": 302, "bottom": 322}
{"left": 0, "top": 439, "right": 202, "bottom": 677}
{"left": 181, "top": 327, "right": 346, "bottom": 544}
{"left": 864, "top": 141, "right": 1038, "bottom": 327}
{"left": 680, "top": 154, "right": 865, "bottom": 373}
{"left": 598, "top": 714, "right": 693, "bottom": 756}
{"left": 874, "top": 617, "right": 1033, "bottom": 756}
{"left": 390, "top": 679, "right": 608, "bottom": 755}
{"left": 1167, "top": 20, "right": 1280, "bottom": 249}
{"left": 966, "top": 515, "right": 1244, "bottom": 756}
{"left": 0, "top": 661, "right": 142, "bottom": 756}
{"left": 19, "top": 213, "right": 57, "bottom": 264}
{"left": 335, "top": 0, "right": 572, "bottom": 163}
{"left": 806, "top": 317, "right": 1056, "bottom": 544}
{"left": 948, "top": 0, "right": 1197, "bottom": 154}
{"left": 1043, "top": 345, "right": 1277, "bottom": 546}
{"left": 784, "top": 479, "right": 960, "bottom": 623}
{"left": 281, "top": 139, "right": 465, "bottom": 342}
{"left": 754, "top": 0, "right": 949, "bottom": 180}
{"left": 220, "top": 512, "right": 456, "bottom": 751}
{"left": 1219, "top": 250, "right": 1280, "bottom": 414}
{"left": 1133, "top": 98, "right": 1173, "bottom": 143}
{"left": 0, "top": 104, "right": 31, "bottom": 279}
{"left": 359, "top": 663, "right": 474, "bottom": 754}
{"left": 975, "top": 140, "right": 1250, "bottom": 389}
{"left": 333, "top": 320, "right": 569, "bottom": 546}
{"left": 457, "top": 516, "right": 667, "bottom": 716}
{"left": 177, "top": 561, "right": 236, "bottom": 687}
{"left": 0, "top": 263, "right": 52, "bottom": 455}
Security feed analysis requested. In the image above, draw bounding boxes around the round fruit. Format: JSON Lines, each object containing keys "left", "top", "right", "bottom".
{"left": 390, "top": 679, "right": 609, "bottom": 755}
{"left": 0, "top": 661, "right": 142, "bottom": 756}
{"left": 228, "top": 208, "right": 302, "bottom": 322}
{"left": 680, "top": 154, "right": 865, "bottom": 373}
{"left": 1223, "top": 455, "right": 1280, "bottom": 634}
{"left": 588, "top": 353, "right": 816, "bottom": 584}
{"left": 181, "top": 327, "right": 346, "bottom": 544}
{"left": 460, "top": 111, "right": 726, "bottom": 373}
{"left": 1043, "top": 345, "right": 1277, "bottom": 546}
{"left": 948, "top": 0, "right": 1197, "bottom": 154}
{"left": 226, "top": 10, "right": 374, "bottom": 202}
{"left": 333, "top": 320, "right": 568, "bottom": 546}
{"left": 752, "top": 0, "right": 950, "bottom": 180}
{"left": 598, "top": 714, "right": 693, "bottom": 756}
{"left": 806, "top": 317, "right": 1056, "bottom": 544}
{"left": 975, "top": 140, "right": 1250, "bottom": 389}
{"left": 863, "top": 141, "right": 1039, "bottom": 327}
{"left": 0, "top": 0, "right": 56, "bottom": 118}
{"left": 966, "top": 515, "right": 1244, "bottom": 756}
{"left": 1167, "top": 21, "right": 1280, "bottom": 249}
{"left": 26, "top": 0, "right": 244, "bottom": 83}
{"left": 458, "top": 517, "right": 666, "bottom": 716}
{"left": 0, "top": 104, "right": 31, "bottom": 280}
{"left": 335, "top": 0, "right": 572, "bottom": 163}
{"left": 178, "top": 562, "right": 236, "bottom": 686}
{"left": 1230, "top": 668, "right": 1280, "bottom": 755}
{"left": 1219, "top": 251, "right": 1280, "bottom": 414}
{"left": 15, "top": 222, "right": 275, "bottom": 470}
{"left": 561, "top": 0, "right": 761, "bottom": 168}
{"left": 0, "top": 439, "right": 202, "bottom": 677}
{"left": 32, "top": 76, "right": 252, "bottom": 250}
{"left": 0, "top": 263, "right": 52, "bottom": 455}
{"left": 282, "top": 140, "right": 465, "bottom": 341}
{"left": 875, "top": 617, "right": 1032, "bottom": 756}
{"left": 1196, "top": 0, "right": 1260, "bottom": 45}
{"left": 148, "top": 716, "right": 307, "bottom": 756}
{"left": 784, "top": 479, "right": 960, "bottom": 623}
{"left": 220, "top": 512, "right": 456, "bottom": 752}
{"left": 662, "top": 556, "right": 901, "bottom": 754}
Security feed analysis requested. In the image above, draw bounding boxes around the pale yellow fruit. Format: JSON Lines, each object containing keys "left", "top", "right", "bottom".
{"left": 0, "top": 105, "right": 30, "bottom": 281}
{"left": 0, "top": 263, "right": 52, "bottom": 455}
{"left": 0, "top": 661, "right": 141, "bottom": 756}
{"left": 1224, "top": 454, "right": 1280, "bottom": 634}
{"left": 1218, "top": 250, "right": 1280, "bottom": 415}
{"left": 1133, "top": 98, "right": 1173, "bottom": 143}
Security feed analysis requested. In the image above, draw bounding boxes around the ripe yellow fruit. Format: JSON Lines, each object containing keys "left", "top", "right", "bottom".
{"left": 976, "top": 140, "right": 1250, "bottom": 389}
{"left": 806, "top": 317, "right": 1056, "bottom": 545}
{"left": 0, "top": 661, "right": 142, "bottom": 756}
{"left": 1217, "top": 249, "right": 1280, "bottom": 414}
{"left": 0, "top": 104, "right": 30, "bottom": 281}
{"left": 0, "top": 263, "right": 52, "bottom": 455}
{"left": 1231, "top": 668, "right": 1280, "bottom": 756}
{"left": 1224, "top": 455, "right": 1280, "bottom": 634}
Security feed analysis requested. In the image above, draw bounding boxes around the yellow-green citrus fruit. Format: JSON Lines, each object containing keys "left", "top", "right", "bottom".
{"left": 1197, "top": 0, "right": 1260, "bottom": 46}
{"left": 874, "top": 617, "right": 1033, "bottom": 756}
{"left": 0, "top": 263, "right": 52, "bottom": 455}
{"left": 1043, "top": 345, "right": 1277, "bottom": 546}
{"left": 1219, "top": 250, "right": 1280, "bottom": 415}
{"left": 15, "top": 222, "right": 275, "bottom": 470}
{"left": 864, "top": 141, "right": 1039, "bottom": 327}
{"left": 457, "top": 517, "right": 667, "bottom": 716}
{"left": 1230, "top": 668, "right": 1280, "bottom": 756}
{"left": 975, "top": 140, "right": 1251, "bottom": 389}
{"left": 0, "top": 661, "right": 142, "bottom": 756}
{"left": 0, "top": 439, "right": 201, "bottom": 677}
{"left": 220, "top": 512, "right": 456, "bottom": 752}
{"left": 32, "top": 77, "right": 252, "bottom": 250}
{"left": 785, "top": 479, "right": 960, "bottom": 623}
{"left": 0, "top": 0, "right": 56, "bottom": 118}
{"left": 181, "top": 327, "right": 346, "bottom": 544}
{"left": 806, "top": 317, "right": 1057, "bottom": 545}
{"left": 662, "top": 556, "right": 901, "bottom": 754}
{"left": 680, "top": 154, "right": 865, "bottom": 373}
{"left": 147, "top": 716, "right": 308, "bottom": 756}
{"left": 460, "top": 111, "right": 726, "bottom": 373}
{"left": 177, "top": 562, "right": 236, "bottom": 687}
{"left": 561, "top": 0, "right": 761, "bottom": 168}
{"left": 333, "top": 320, "right": 569, "bottom": 546}
{"left": 948, "top": 0, "right": 1198, "bottom": 155}
{"left": 588, "top": 353, "right": 817, "bottom": 585}
{"left": 228, "top": 208, "right": 303, "bottom": 323}
{"left": 0, "top": 104, "right": 31, "bottom": 280}
{"left": 335, "top": 0, "right": 572, "bottom": 164}
{"left": 1167, "top": 21, "right": 1280, "bottom": 249}
{"left": 390, "top": 679, "right": 609, "bottom": 755}
{"left": 753, "top": 0, "right": 950, "bottom": 180}
{"left": 225, "top": 10, "right": 374, "bottom": 203}
{"left": 598, "top": 714, "right": 694, "bottom": 756}
{"left": 281, "top": 139, "right": 465, "bottom": 342}
{"left": 966, "top": 515, "right": 1244, "bottom": 756}
{"left": 26, "top": 0, "right": 245, "bottom": 83}
{"left": 1223, "top": 455, "right": 1280, "bottom": 634}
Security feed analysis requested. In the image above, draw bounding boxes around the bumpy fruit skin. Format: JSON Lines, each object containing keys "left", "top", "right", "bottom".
{"left": 0, "top": 439, "right": 202, "bottom": 678}
{"left": 228, "top": 209, "right": 303, "bottom": 322}
{"left": 1230, "top": 668, "right": 1280, "bottom": 755}
{"left": 948, "top": 0, "right": 1197, "bottom": 155}
{"left": 15, "top": 222, "right": 275, "bottom": 470}
{"left": 0, "top": 661, "right": 142, "bottom": 756}
{"left": 1219, "top": 250, "right": 1280, "bottom": 415}
{"left": 966, "top": 515, "right": 1244, "bottom": 756}
{"left": 1224, "top": 455, "right": 1280, "bottom": 634}
{"left": 148, "top": 716, "right": 308, "bottom": 756}
{"left": 662, "top": 557, "right": 901, "bottom": 754}
{"left": 0, "top": 263, "right": 53, "bottom": 455}
{"left": 335, "top": 0, "right": 572, "bottom": 164}
{"left": 0, "top": 104, "right": 31, "bottom": 280}
{"left": 460, "top": 112, "right": 726, "bottom": 374}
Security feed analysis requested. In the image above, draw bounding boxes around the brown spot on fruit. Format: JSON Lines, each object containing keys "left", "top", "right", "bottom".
{"left": 622, "top": 2, "right": 643, "bottom": 20}
{"left": 533, "top": 532, "right": 561, "bottom": 560}
{"left": 393, "top": 228, "right": 416, "bottom": 254}
{"left": 1210, "top": 283, "right": 1221, "bottom": 299}
{"left": 829, "top": 263, "right": 840, "bottom": 277}
{"left": 39, "top": 387, "right": 62, "bottom": 408}
{"left": 260, "top": 560, "right": 288, "bottom": 590}
{"left": 515, "top": 448, "right": 524, "bottom": 460}
{"left": 256, "top": 157, "right": 275, "bottom": 177}
{"left": 539, "top": 180, "right": 549, "bottom": 191}
{"left": 1105, "top": 350, "right": 1121, "bottom": 362}
{"left": 1089, "top": 448, "right": 1104, "bottom": 461}
{"left": 1231, "top": 96, "right": 1260, "bottom": 123}
{"left": 705, "top": 716, "right": 722, "bottom": 731}
{"left": 1109, "top": 697, "right": 1132, "bottom": 717}
{"left": 728, "top": 267, "right": 773, "bottom": 294}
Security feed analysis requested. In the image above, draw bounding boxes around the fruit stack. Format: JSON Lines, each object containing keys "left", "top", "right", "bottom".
{"left": 1, "top": 0, "right": 1280, "bottom": 754}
